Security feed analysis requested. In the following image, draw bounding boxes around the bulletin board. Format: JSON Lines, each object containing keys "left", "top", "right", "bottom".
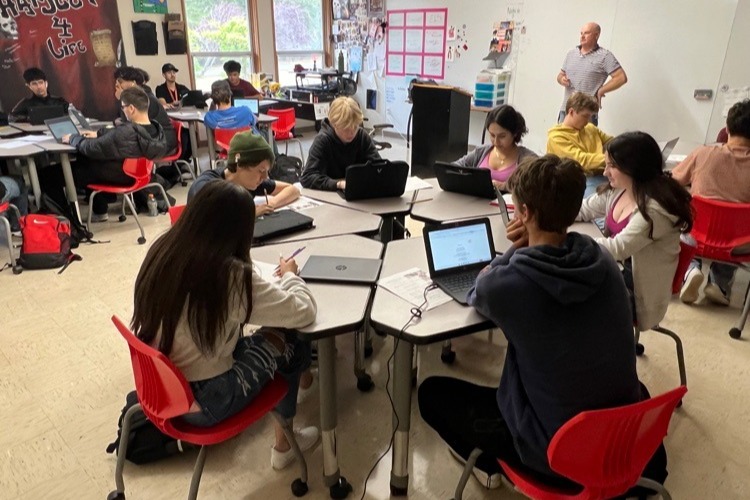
{"left": 386, "top": 8, "right": 447, "bottom": 79}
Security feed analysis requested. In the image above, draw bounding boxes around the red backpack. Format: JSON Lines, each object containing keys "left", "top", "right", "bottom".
{"left": 19, "top": 214, "right": 81, "bottom": 272}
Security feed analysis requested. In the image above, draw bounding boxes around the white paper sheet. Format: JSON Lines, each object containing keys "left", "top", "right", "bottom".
{"left": 424, "top": 29, "right": 444, "bottom": 53}
{"left": 405, "top": 30, "right": 423, "bottom": 52}
{"left": 404, "top": 176, "right": 433, "bottom": 192}
{"left": 253, "top": 261, "right": 280, "bottom": 283}
{"left": 287, "top": 196, "right": 322, "bottom": 211}
{"left": 378, "top": 267, "right": 452, "bottom": 310}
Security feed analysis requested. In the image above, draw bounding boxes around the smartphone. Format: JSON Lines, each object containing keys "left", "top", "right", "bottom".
{"left": 494, "top": 186, "right": 511, "bottom": 226}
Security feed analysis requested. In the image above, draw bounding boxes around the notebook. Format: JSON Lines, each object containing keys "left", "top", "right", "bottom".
{"left": 299, "top": 255, "right": 382, "bottom": 284}
{"left": 434, "top": 161, "right": 496, "bottom": 199}
{"left": 423, "top": 217, "right": 495, "bottom": 304}
{"left": 45, "top": 116, "right": 79, "bottom": 143}
{"left": 659, "top": 137, "right": 679, "bottom": 161}
{"left": 252, "top": 210, "right": 314, "bottom": 243}
{"left": 28, "top": 105, "right": 67, "bottom": 125}
{"left": 234, "top": 98, "right": 259, "bottom": 114}
{"left": 339, "top": 159, "right": 409, "bottom": 201}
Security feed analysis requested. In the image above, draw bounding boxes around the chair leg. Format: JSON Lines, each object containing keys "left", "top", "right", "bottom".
{"left": 652, "top": 326, "right": 687, "bottom": 388}
{"left": 453, "top": 448, "right": 482, "bottom": 500}
{"left": 187, "top": 445, "right": 208, "bottom": 500}
{"left": 272, "top": 412, "right": 309, "bottom": 497}
{"left": 441, "top": 339, "right": 456, "bottom": 364}
{"left": 636, "top": 477, "right": 672, "bottom": 500}
{"left": 729, "top": 283, "right": 750, "bottom": 339}
{"left": 109, "top": 403, "right": 142, "bottom": 498}
{"left": 122, "top": 194, "right": 146, "bottom": 245}
{"left": 0, "top": 213, "right": 20, "bottom": 274}
{"left": 86, "top": 190, "right": 99, "bottom": 231}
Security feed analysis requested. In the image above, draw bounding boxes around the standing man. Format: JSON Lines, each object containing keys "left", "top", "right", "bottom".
{"left": 557, "top": 22, "right": 627, "bottom": 125}
{"left": 155, "top": 63, "right": 190, "bottom": 109}
{"left": 9, "top": 67, "right": 69, "bottom": 123}
{"left": 223, "top": 60, "right": 262, "bottom": 97}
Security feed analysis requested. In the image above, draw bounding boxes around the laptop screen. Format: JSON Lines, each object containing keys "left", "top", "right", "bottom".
{"left": 46, "top": 116, "right": 79, "bottom": 140}
{"left": 234, "top": 98, "right": 259, "bottom": 114}
{"left": 427, "top": 221, "right": 494, "bottom": 272}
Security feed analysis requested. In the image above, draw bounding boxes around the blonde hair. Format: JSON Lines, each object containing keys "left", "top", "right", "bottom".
{"left": 566, "top": 92, "right": 599, "bottom": 114}
{"left": 327, "top": 96, "right": 363, "bottom": 130}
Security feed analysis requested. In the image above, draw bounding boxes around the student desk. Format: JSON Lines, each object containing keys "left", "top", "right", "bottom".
{"left": 0, "top": 126, "right": 23, "bottom": 138}
{"left": 32, "top": 139, "right": 80, "bottom": 216}
{"left": 409, "top": 178, "right": 500, "bottom": 224}
{"left": 0, "top": 141, "right": 44, "bottom": 209}
{"left": 166, "top": 108, "right": 205, "bottom": 173}
{"left": 9, "top": 123, "right": 49, "bottom": 133}
{"left": 251, "top": 234, "right": 384, "bottom": 497}
{"left": 299, "top": 188, "right": 431, "bottom": 242}
{"left": 257, "top": 204, "right": 381, "bottom": 245}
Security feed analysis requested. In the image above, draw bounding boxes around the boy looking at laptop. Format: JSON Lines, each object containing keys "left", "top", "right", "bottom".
{"left": 418, "top": 155, "right": 667, "bottom": 492}
{"left": 187, "top": 131, "right": 299, "bottom": 217}
{"left": 9, "top": 67, "right": 68, "bottom": 123}
{"left": 301, "top": 97, "right": 381, "bottom": 191}
{"left": 224, "top": 60, "right": 262, "bottom": 97}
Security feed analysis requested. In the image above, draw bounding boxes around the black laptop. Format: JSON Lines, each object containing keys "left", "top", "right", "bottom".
{"left": 434, "top": 161, "right": 495, "bottom": 199}
{"left": 252, "top": 210, "right": 314, "bottom": 244}
{"left": 423, "top": 217, "right": 495, "bottom": 304}
{"left": 28, "top": 105, "right": 67, "bottom": 125}
{"left": 339, "top": 159, "right": 409, "bottom": 201}
{"left": 181, "top": 90, "right": 207, "bottom": 108}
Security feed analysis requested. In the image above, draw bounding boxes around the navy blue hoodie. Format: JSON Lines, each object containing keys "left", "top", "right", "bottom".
{"left": 467, "top": 232, "right": 641, "bottom": 476}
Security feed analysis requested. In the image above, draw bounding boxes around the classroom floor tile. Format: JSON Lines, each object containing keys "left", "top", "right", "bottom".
{"left": 1, "top": 134, "right": 748, "bottom": 499}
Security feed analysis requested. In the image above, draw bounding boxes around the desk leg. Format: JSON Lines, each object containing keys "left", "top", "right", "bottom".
{"left": 318, "top": 336, "right": 353, "bottom": 498}
{"left": 188, "top": 123, "right": 200, "bottom": 174}
{"left": 59, "top": 153, "right": 82, "bottom": 222}
{"left": 390, "top": 337, "right": 414, "bottom": 496}
{"left": 259, "top": 124, "right": 275, "bottom": 153}
{"left": 26, "top": 157, "right": 41, "bottom": 211}
{"left": 206, "top": 127, "right": 216, "bottom": 170}
{"left": 380, "top": 215, "right": 406, "bottom": 243}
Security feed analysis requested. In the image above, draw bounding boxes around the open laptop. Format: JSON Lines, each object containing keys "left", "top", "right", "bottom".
{"left": 68, "top": 107, "right": 93, "bottom": 130}
{"left": 28, "top": 105, "right": 67, "bottom": 125}
{"left": 252, "top": 210, "right": 314, "bottom": 244}
{"left": 299, "top": 255, "right": 382, "bottom": 284}
{"left": 234, "top": 98, "right": 260, "bottom": 114}
{"left": 181, "top": 90, "right": 207, "bottom": 108}
{"left": 339, "top": 159, "right": 409, "bottom": 201}
{"left": 45, "top": 116, "right": 79, "bottom": 143}
{"left": 494, "top": 186, "right": 511, "bottom": 226}
{"left": 423, "top": 217, "right": 495, "bottom": 304}
{"left": 434, "top": 161, "right": 496, "bottom": 199}
{"left": 658, "top": 137, "right": 679, "bottom": 161}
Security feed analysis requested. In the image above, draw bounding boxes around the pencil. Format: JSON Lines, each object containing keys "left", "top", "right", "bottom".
{"left": 411, "top": 198, "right": 434, "bottom": 204}
{"left": 264, "top": 189, "right": 269, "bottom": 205}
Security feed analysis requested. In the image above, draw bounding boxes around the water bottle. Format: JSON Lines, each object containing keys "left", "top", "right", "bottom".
{"left": 147, "top": 194, "right": 158, "bottom": 217}
{"left": 338, "top": 50, "right": 345, "bottom": 73}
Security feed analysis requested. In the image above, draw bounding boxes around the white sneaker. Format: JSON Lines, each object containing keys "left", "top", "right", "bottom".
{"left": 704, "top": 283, "right": 730, "bottom": 306}
{"left": 271, "top": 426, "right": 320, "bottom": 470}
{"left": 679, "top": 267, "right": 704, "bottom": 304}
{"left": 297, "top": 371, "right": 318, "bottom": 404}
{"left": 448, "top": 446, "right": 503, "bottom": 490}
{"left": 89, "top": 212, "right": 109, "bottom": 223}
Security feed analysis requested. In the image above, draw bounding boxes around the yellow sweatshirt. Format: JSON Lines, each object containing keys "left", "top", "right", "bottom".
{"left": 546, "top": 123, "right": 613, "bottom": 175}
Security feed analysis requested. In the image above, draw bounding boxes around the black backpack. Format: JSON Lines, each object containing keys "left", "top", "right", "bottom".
{"left": 271, "top": 154, "right": 303, "bottom": 184}
{"left": 106, "top": 390, "right": 194, "bottom": 464}
{"left": 38, "top": 193, "right": 94, "bottom": 248}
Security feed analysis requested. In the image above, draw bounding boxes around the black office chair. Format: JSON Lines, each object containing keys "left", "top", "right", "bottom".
{"left": 363, "top": 118, "right": 393, "bottom": 151}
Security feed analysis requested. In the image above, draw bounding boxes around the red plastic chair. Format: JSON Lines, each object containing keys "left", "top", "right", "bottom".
{"left": 634, "top": 240, "right": 696, "bottom": 389}
{"left": 0, "top": 202, "right": 22, "bottom": 274}
{"left": 86, "top": 158, "right": 171, "bottom": 245}
{"left": 452, "top": 386, "right": 687, "bottom": 500}
{"left": 108, "top": 315, "right": 310, "bottom": 500}
{"left": 168, "top": 204, "right": 185, "bottom": 225}
{"left": 267, "top": 108, "right": 305, "bottom": 162}
{"left": 212, "top": 126, "right": 251, "bottom": 169}
{"left": 690, "top": 195, "right": 750, "bottom": 338}
{"left": 156, "top": 120, "right": 196, "bottom": 187}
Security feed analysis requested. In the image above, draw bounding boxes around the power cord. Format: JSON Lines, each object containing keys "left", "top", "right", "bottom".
{"left": 359, "top": 283, "right": 439, "bottom": 499}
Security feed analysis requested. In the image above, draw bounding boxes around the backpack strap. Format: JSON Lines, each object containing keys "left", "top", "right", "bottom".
{"left": 57, "top": 253, "right": 82, "bottom": 274}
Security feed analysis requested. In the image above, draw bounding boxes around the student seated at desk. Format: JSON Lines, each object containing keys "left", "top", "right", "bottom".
{"left": 547, "top": 92, "right": 612, "bottom": 197}
{"left": 418, "top": 155, "right": 667, "bottom": 492}
{"left": 0, "top": 175, "right": 28, "bottom": 231}
{"left": 301, "top": 96, "right": 380, "bottom": 191}
{"left": 187, "top": 132, "right": 299, "bottom": 217}
{"left": 9, "top": 67, "right": 69, "bottom": 123}
{"left": 224, "top": 60, "right": 262, "bottom": 97}
{"left": 40, "top": 87, "right": 169, "bottom": 222}
{"left": 133, "top": 180, "right": 319, "bottom": 470}
{"left": 453, "top": 104, "right": 537, "bottom": 191}
{"left": 577, "top": 132, "right": 692, "bottom": 327}
{"left": 203, "top": 80, "right": 258, "bottom": 132}
{"left": 155, "top": 63, "right": 190, "bottom": 109}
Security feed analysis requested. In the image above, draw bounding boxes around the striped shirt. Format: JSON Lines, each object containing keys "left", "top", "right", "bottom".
{"left": 560, "top": 45, "right": 621, "bottom": 110}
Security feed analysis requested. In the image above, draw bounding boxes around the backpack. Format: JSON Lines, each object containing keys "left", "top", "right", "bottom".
{"left": 18, "top": 213, "right": 81, "bottom": 273}
{"left": 38, "top": 193, "right": 94, "bottom": 247}
{"left": 106, "top": 390, "right": 194, "bottom": 464}
{"left": 271, "top": 154, "right": 303, "bottom": 184}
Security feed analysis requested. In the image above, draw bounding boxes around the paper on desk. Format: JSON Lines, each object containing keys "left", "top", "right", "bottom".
{"left": 287, "top": 196, "right": 322, "bottom": 211}
{"left": 253, "top": 260, "right": 281, "bottom": 283}
{"left": 489, "top": 193, "right": 515, "bottom": 210}
{"left": 378, "top": 267, "right": 452, "bottom": 310}
{"left": 404, "top": 176, "right": 433, "bottom": 192}
{"left": 16, "top": 134, "right": 54, "bottom": 143}
{"left": 0, "top": 139, "right": 31, "bottom": 149}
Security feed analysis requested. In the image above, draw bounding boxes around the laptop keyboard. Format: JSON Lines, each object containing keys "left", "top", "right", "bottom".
{"left": 438, "top": 270, "right": 480, "bottom": 295}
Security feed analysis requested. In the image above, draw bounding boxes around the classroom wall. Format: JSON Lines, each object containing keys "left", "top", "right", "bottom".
{"left": 365, "top": 0, "right": 744, "bottom": 158}
{"left": 115, "top": 0, "right": 191, "bottom": 89}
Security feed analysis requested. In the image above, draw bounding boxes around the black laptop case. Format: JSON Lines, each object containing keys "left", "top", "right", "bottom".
{"left": 341, "top": 159, "right": 409, "bottom": 201}
{"left": 28, "top": 105, "right": 67, "bottom": 125}
{"left": 434, "top": 162, "right": 495, "bottom": 199}
{"left": 252, "top": 210, "right": 314, "bottom": 244}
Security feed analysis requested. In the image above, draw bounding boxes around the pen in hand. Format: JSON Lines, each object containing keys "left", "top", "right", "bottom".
{"left": 274, "top": 246, "right": 306, "bottom": 272}
{"left": 264, "top": 189, "right": 269, "bottom": 205}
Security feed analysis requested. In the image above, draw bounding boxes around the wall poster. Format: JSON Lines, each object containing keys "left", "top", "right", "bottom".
{"left": 385, "top": 8, "right": 447, "bottom": 79}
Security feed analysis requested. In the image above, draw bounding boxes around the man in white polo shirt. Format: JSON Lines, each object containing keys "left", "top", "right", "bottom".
{"left": 556, "top": 22, "right": 627, "bottom": 125}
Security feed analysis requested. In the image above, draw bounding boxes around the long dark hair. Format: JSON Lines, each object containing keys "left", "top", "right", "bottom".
{"left": 132, "top": 181, "right": 256, "bottom": 356}
{"left": 605, "top": 131, "right": 693, "bottom": 238}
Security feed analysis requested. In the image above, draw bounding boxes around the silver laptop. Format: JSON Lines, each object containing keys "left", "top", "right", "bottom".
{"left": 234, "top": 98, "right": 260, "bottom": 114}
{"left": 658, "top": 137, "right": 679, "bottom": 161}
{"left": 45, "top": 116, "right": 79, "bottom": 143}
{"left": 299, "top": 255, "right": 383, "bottom": 284}
{"left": 423, "top": 218, "right": 495, "bottom": 304}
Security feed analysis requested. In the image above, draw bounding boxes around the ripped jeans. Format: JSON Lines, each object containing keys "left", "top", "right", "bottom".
{"left": 181, "top": 328, "right": 311, "bottom": 427}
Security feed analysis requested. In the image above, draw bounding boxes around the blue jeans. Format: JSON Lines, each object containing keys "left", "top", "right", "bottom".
{"left": 0, "top": 176, "right": 28, "bottom": 231}
{"left": 181, "top": 328, "right": 311, "bottom": 427}
{"left": 688, "top": 259, "right": 736, "bottom": 296}
{"left": 584, "top": 175, "right": 608, "bottom": 198}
